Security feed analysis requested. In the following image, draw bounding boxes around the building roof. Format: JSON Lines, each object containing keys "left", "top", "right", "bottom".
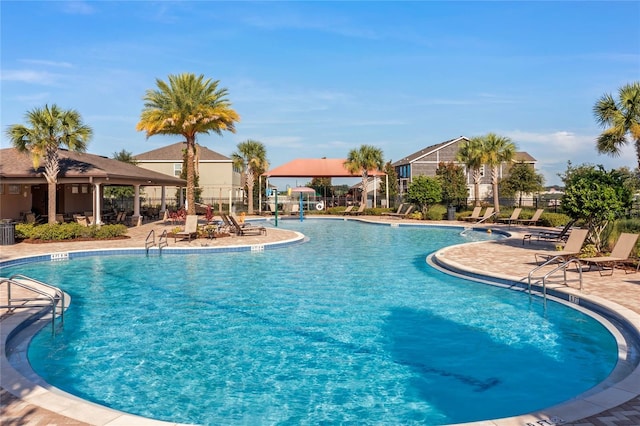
{"left": 0, "top": 147, "right": 185, "bottom": 186}
{"left": 264, "top": 158, "right": 386, "bottom": 178}
{"left": 392, "top": 136, "right": 469, "bottom": 166}
{"left": 513, "top": 152, "right": 536, "bottom": 162}
{"left": 134, "top": 142, "right": 230, "bottom": 161}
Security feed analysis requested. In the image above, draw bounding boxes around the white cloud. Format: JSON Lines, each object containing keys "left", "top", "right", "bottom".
{"left": 1, "top": 69, "right": 58, "bottom": 85}
{"left": 62, "top": 1, "right": 95, "bottom": 15}
{"left": 20, "top": 59, "right": 73, "bottom": 68}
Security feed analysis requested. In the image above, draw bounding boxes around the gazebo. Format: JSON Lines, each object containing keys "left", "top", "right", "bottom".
{"left": 261, "top": 158, "right": 388, "bottom": 212}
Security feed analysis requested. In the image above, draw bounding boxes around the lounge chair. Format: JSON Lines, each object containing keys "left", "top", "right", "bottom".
{"left": 174, "top": 214, "right": 199, "bottom": 242}
{"left": 341, "top": 206, "right": 355, "bottom": 215}
{"left": 383, "top": 204, "right": 415, "bottom": 219}
{"left": 461, "top": 206, "right": 482, "bottom": 222}
{"left": 496, "top": 208, "right": 522, "bottom": 227}
{"left": 345, "top": 204, "right": 366, "bottom": 216}
{"left": 580, "top": 233, "right": 639, "bottom": 276}
{"left": 290, "top": 203, "right": 299, "bottom": 215}
{"left": 534, "top": 228, "right": 589, "bottom": 265}
{"left": 523, "top": 219, "right": 576, "bottom": 245}
{"left": 463, "top": 207, "right": 495, "bottom": 223}
{"left": 228, "top": 214, "right": 266, "bottom": 236}
{"left": 382, "top": 204, "right": 405, "bottom": 217}
{"left": 517, "top": 209, "right": 544, "bottom": 226}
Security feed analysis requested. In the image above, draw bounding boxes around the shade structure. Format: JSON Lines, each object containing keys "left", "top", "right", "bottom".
{"left": 290, "top": 186, "right": 316, "bottom": 194}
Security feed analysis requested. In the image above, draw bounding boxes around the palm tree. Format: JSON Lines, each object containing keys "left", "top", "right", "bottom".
{"left": 344, "top": 145, "right": 384, "bottom": 206}
{"left": 137, "top": 73, "right": 240, "bottom": 215}
{"left": 6, "top": 104, "right": 92, "bottom": 224}
{"left": 456, "top": 137, "right": 484, "bottom": 207}
{"left": 231, "top": 139, "right": 269, "bottom": 214}
{"left": 593, "top": 81, "right": 640, "bottom": 168}
{"left": 480, "top": 133, "right": 516, "bottom": 213}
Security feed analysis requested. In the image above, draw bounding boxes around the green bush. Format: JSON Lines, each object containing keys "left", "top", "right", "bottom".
{"left": 425, "top": 204, "right": 447, "bottom": 220}
{"left": 17, "top": 222, "right": 128, "bottom": 241}
{"left": 15, "top": 223, "right": 36, "bottom": 239}
{"left": 538, "top": 212, "right": 572, "bottom": 227}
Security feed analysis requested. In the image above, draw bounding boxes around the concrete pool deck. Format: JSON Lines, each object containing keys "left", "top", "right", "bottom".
{"left": 1, "top": 216, "right": 639, "bottom": 425}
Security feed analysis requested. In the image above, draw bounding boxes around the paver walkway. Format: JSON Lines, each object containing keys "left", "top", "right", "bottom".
{"left": 1, "top": 217, "right": 639, "bottom": 425}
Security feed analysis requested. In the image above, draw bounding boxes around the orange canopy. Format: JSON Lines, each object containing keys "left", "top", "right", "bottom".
{"left": 264, "top": 158, "right": 386, "bottom": 178}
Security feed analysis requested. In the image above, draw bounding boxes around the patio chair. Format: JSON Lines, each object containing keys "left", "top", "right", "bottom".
{"left": 345, "top": 204, "right": 366, "bottom": 216}
{"left": 382, "top": 204, "right": 405, "bottom": 217}
{"left": 496, "top": 208, "right": 522, "bottom": 227}
{"left": 534, "top": 228, "right": 589, "bottom": 265}
{"left": 383, "top": 204, "right": 415, "bottom": 219}
{"left": 228, "top": 214, "right": 266, "bottom": 236}
{"left": 464, "top": 207, "right": 495, "bottom": 223}
{"left": 341, "top": 205, "right": 354, "bottom": 215}
{"left": 522, "top": 219, "right": 576, "bottom": 245}
{"left": 461, "top": 206, "right": 482, "bottom": 222}
{"left": 174, "top": 215, "right": 199, "bottom": 242}
{"left": 580, "top": 233, "right": 639, "bottom": 276}
{"left": 517, "top": 209, "right": 544, "bottom": 226}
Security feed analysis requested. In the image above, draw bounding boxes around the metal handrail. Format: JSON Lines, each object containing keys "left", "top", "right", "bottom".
{"left": 528, "top": 257, "right": 583, "bottom": 308}
{"left": 158, "top": 230, "right": 168, "bottom": 252}
{"left": 1, "top": 275, "right": 65, "bottom": 334}
{"left": 145, "top": 229, "right": 156, "bottom": 254}
{"left": 460, "top": 212, "right": 497, "bottom": 235}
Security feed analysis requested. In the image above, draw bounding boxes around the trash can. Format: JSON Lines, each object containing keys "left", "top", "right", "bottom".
{"left": 447, "top": 206, "right": 456, "bottom": 221}
{"left": 0, "top": 220, "right": 16, "bottom": 245}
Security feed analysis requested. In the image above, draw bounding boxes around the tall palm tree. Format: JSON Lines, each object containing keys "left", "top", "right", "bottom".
{"left": 456, "top": 137, "right": 484, "bottom": 207}
{"left": 593, "top": 81, "right": 640, "bottom": 168}
{"left": 231, "top": 139, "right": 269, "bottom": 214}
{"left": 480, "top": 133, "right": 516, "bottom": 213}
{"left": 137, "top": 73, "right": 240, "bottom": 215}
{"left": 6, "top": 104, "right": 92, "bottom": 224}
{"left": 344, "top": 145, "right": 384, "bottom": 206}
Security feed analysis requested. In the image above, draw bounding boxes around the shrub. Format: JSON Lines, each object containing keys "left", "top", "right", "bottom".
{"left": 91, "top": 224, "right": 127, "bottom": 239}
{"left": 15, "top": 223, "right": 36, "bottom": 239}
{"left": 19, "top": 223, "right": 128, "bottom": 241}
{"left": 538, "top": 212, "right": 572, "bottom": 227}
{"left": 425, "top": 204, "right": 447, "bottom": 221}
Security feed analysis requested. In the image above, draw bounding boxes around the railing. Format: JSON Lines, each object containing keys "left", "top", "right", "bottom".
{"left": 460, "top": 212, "right": 497, "bottom": 236}
{"left": 0, "top": 274, "right": 65, "bottom": 334}
{"left": 145, "top": 229, "right": 168, "bottom": 255}
{"left": 528, "top": 256, "right": 583, "bottom": 308}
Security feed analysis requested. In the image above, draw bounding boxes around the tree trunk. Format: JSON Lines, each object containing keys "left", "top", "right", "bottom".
{"left": 186, "top": 136, "right": 196, "bottom": 215}
{"left": 246, "top": 169, "right": 255, "bottom": 214}
{"left": 492, "top": 166, "right": 500, "bottom": 213}
{"left": 47, "top": 178, "right": 57, "bottom": 224}
{"left": 361, "top": 173, "right": 368, "bottom": 206}
{"left": 473, "top": 169, "right": 481, "bottom": 207}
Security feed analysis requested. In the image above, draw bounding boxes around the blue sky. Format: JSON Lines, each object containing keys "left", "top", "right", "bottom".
{"left": 2, "top": 1, "right": 639, "bottom": 186}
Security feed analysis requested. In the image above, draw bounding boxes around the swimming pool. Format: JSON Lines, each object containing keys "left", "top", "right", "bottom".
{"left": 5, "top": 220, "right": 618, "bottom": 424}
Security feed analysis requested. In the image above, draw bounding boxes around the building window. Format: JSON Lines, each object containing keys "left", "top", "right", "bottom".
{"left": 8, "top": 184, "right": 20, "bottom": 195}
{"left": 0, "top": 185, "right": 3, "bottom": 195}
{"left": 174, "top": 163, "right": 182, "bottom": 177}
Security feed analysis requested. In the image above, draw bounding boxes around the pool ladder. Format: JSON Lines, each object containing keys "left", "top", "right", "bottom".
{"left": 527, "top": 256, "right": 583, "bottom": 308}
{"left": 145, "top": 229, "right": 168, "bottom": 255}
{"left": 0, "top": 274, "right": 65, "bottom": 334}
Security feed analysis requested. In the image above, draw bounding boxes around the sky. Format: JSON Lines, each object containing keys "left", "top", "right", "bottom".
{"left": 1, "top": 1, "right": 639, "bottom": 187}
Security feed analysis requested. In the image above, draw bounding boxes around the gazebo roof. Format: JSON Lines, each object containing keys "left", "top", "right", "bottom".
{"left": 264, "top": 158, "right": 386, "bottom": 178}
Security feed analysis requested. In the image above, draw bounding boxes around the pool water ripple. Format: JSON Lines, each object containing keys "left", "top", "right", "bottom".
{"left": 4, "top": 220, "right": 618, "bottom": 425}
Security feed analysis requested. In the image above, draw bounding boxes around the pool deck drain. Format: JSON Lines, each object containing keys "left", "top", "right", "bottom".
{"left": 1, "top": 217, "right": 639, "bottom": 426}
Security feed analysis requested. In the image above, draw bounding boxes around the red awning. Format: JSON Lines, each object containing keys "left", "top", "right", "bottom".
{"left": 264, "top": 158, "right": 386, "bottom": 178}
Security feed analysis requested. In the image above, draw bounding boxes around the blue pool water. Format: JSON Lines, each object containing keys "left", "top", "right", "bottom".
{"left": 7, "top": 220, "right": 617, "bottom": 425}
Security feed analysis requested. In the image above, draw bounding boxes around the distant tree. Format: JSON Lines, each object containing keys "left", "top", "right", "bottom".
{"left": 456, "top": 137, "right": 484, "bottom": 207}
{"left": 112, "top": 149, "right": 137, "bottom": 164}
{"left": 378, "top": 161, "right": 399, "bottom": 205}
{"left": 593, "top": 82, "right": 640, "bottom": 168}
{"left": 561, "top": 164, "right": 633, "bottom": 250}
{"left": 406, "top": 175, "right": 442, "bottom": 218}
{"left": 308, "top": 177, "right": 333, "bottom": 198}
{"left": 231, "top": 139, "right": 269, "bottom": 214}
{"left": 6, "top": 104, "right": 92, "bottom": 223}
{"left": 137, "top": 73, "right": 240, "bottom": 215}
{"left": 500, "top": 162, "right": 544, "bottom": 207}
{"left": 106, "top": 149, "right": 138, "bottom": 202}
{"left": 435, "top": 162, "right": 468, "bottom": 207}
{"left": 344, "top": 145, "right": 385, "bottom": 206}
{"left": 480, "top": 133, "right": 516, "bottom": 213}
